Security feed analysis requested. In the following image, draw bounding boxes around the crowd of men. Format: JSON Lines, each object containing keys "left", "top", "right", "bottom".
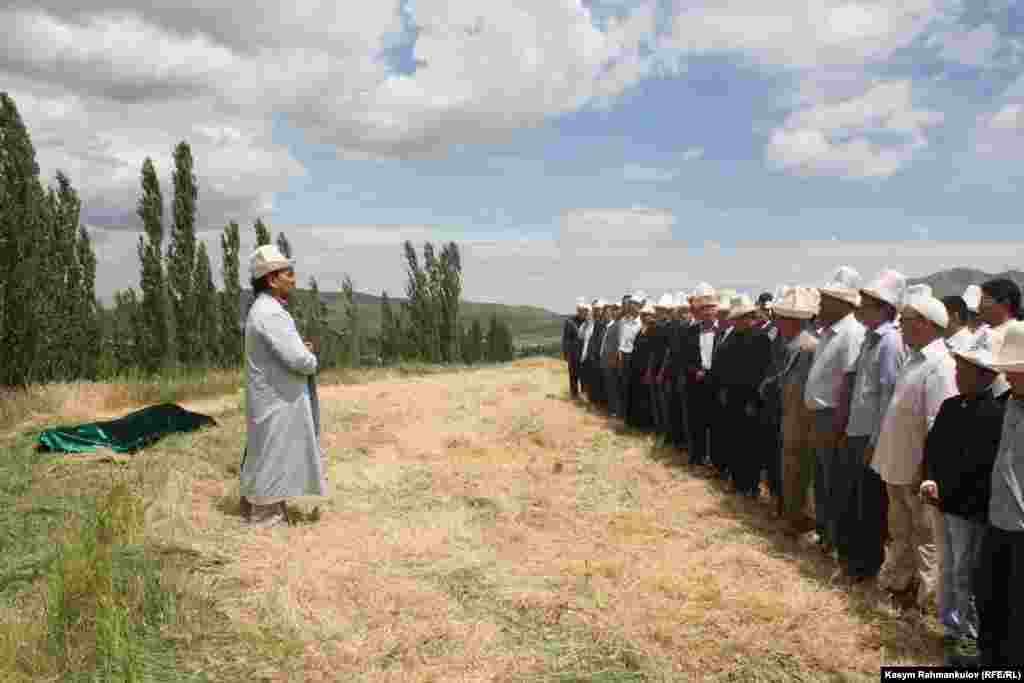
{"left": 561, "top": 269, "right": 1024, "bottom": 668}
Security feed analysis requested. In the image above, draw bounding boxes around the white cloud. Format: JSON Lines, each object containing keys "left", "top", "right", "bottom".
{"left": 664, "top": 0, "right": 942, "bottom": 69}
{"left": 560, "top": 207, "right": 676, "bottom": 251}
{"left": 1, "top": 1, "right": 663, "bottom": 231}
{"left": 765, "top": 80, "right": 943, "bottom": 178}
{"left": 973, "top": 89, "right": 1024, "bottom": 160}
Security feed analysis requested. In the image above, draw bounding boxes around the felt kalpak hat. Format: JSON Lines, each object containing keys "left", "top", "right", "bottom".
{"left": 963, "top": 285, "right": 982, "bottom": 314}
{"left": 716, "top": 290, "right": 735, "bottom": 310}
{"left": 903, "top": 284, "right": 948, "bottom": 328}
{"left": 249, "top": 244, "right": 293, "bottom": 280}
{"left": 727, "top": 293, "right": 758, "bottom": 320}
{"left": 632, "top": 291, "right": 648, "bottom": 304}
{"left": 657, "top": 293, "right": 676, "bottom": 309}
{"left": 819, "top": 266, "right": 862, "bottom": 307}
{"left": 988, "top": 320, "right": 1024, "bottom": 373}
{"left": 575, "top": 297, "right": 589, "bottom": 310}
{"left": 594, "top": 299, "right": 608, "bottom": 308}
{"left": 675, "top": 291, "right": 692, "bottom": 309}
{"left": 860, "top": 269, "right": 907, "bottom": 309}
{"left": 772, "top": 286, "right": 820, "bottom": 320}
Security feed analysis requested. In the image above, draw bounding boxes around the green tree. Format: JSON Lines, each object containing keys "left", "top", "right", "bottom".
{"left": 194, "top": 242, "right": 219, "bottom": 367}
{"left": 166, "top": 141, "right": 198, "bottom": 366}
{"left": 342, "top": 275, "right": 360, "bottom": 367}
{"left": 254, "top": 217, "right": 271, "bottom": 247}
{"left": 468, "top": 318, "right": 484, "bottom": 363}
{"left": 437, "top": 242, "right": 462, "bottom": 363}
{"left": 76, "top": 224, "right": 100, "bottom": 379}
{"left": 110, "top": 289, "right": 140, "bottom": 373}
{"left": 54, "top": 173, "right": 88, "bottom": 379}
{"left": 0, "top": 92, "right": 46, "bottom": 385}
{"left": 136, "top": 157, "right": 172, "bottom": 374}
{"left": 219, "top": 221, "right": 242, "bottom": 367}
{"left": 275, "top": 231, "right": 292, "bottom": 259}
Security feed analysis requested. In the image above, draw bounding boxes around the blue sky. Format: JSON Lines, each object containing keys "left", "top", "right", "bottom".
{"left": 2, "top": 0, "right": 1023, "bottom": 310}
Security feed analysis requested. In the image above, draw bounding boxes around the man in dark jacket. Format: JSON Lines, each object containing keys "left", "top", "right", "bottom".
{"left": 584, "top": 301, "right": 608, "bottom": 406}
{"left": 715, "top": 295, "right": 774, "bottom": 496}
{"left": 682, "top": 285, "right": 722, "bottom": 467}
{"left": 921, "top": 347, "right": 1009, "bottom": 665}
{"left": 563, "top": 301, "right": 588, "bottom": 399}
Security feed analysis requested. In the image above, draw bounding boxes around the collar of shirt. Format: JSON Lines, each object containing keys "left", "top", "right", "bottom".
{"left": 915, "top": 337, "right": 950, "bottom": 362}
{"left": 870, "top": 320, "right": 898, "bottom": 338}
{"left": 828, "top": 312, "right": 859, "bottom": 336}
{"left": 272, "top": 294, "right": 288, "bottom": 308}
{"left": 700, "top": 320, "right": 717, "bottom": 333}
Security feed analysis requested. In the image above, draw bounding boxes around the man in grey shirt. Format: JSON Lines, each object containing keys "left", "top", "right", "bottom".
{"left": 975, "top": 321, "right": 1024, "bottom": 667}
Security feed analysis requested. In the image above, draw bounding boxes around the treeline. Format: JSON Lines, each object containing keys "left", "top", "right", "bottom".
{"left": 0, "top": 92, "right": 518, "bottom": 387}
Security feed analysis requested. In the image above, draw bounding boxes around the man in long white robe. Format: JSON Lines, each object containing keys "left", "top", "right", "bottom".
{"left": 241, "top": 245, "right": 326, "bottom": 527}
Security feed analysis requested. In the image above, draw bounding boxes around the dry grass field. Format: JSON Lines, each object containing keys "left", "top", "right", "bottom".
{"left": 0, "top": 359, "right": 943, "bottom": 682}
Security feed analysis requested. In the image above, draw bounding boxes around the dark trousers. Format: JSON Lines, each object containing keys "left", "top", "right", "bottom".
{"left": 762, "top": 419, "right": 782, "bottom": 501}
{"left": 588, "top": 360, "right": 605, "bottom": 405}
{"left": 835, "top": 437, "right": 886, "bottom": 577}
{"left": 670, "top": 378, "right": 689, "bottom": 449}
{"left": 619, "top": 353, "right": 633, "bottom": 417}
{"left": 976, "top": 526, "right": 1024, "bottom": 665}
{"left": 686, "top": 378, "right": 715, "bottom": 465}
{"left": 711, "top": 386, "right": 732, "bottom": 475}
{"left": 724, "top": 388, "right": 760, "bottom": 495}
{"left": 567, "top": 351, "right": 581, "bottom": 397}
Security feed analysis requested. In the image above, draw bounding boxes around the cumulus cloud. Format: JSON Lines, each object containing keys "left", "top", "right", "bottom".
{"left": 1, "top": 1, "right": 663, "bottom": 232}
{"left": 664, "top": 0, "right": 942, "bottom": 69}
{"left": 933, "top": 23, "right": 1001, "bottom": 68}
{"left": 559, "top": 207, "right": 676, "bottom": 253}
{"left": 974, "top": 89, "right": 1024, "bottom": 160}
{"left": 765, "top": 80, "right": 944, "bottom": 178}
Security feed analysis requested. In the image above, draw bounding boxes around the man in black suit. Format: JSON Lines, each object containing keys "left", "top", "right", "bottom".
{"left": 562, "top": 301, "right": 588, "bottom": 399}
{"left": 682, "top": 286, "right": 723, "bottom": 467}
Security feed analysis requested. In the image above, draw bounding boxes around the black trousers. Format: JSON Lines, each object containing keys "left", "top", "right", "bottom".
{"left": 669, "top": 378, "right": 688, "bottom": 449}
{"left": 567, "top": 351, "right": 581, "bottom": 397}
{"left": 619, "top": 353, "right": 633, "bottom": 417}
{"left": 976, "top": 526, "right": 1024, "bottom": 665}
{"left": 761, "top": 418, "right": 782, "bottom": 501}
{"left": 723, "top": 389, "right": 760, "bottom": 495}
{"left": 686, "top": 377, "right": 715, "bottom": 465}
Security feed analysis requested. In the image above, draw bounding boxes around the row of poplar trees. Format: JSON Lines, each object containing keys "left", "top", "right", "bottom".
{"left": 0, "top": 93, "right": 101, "bottom": 386}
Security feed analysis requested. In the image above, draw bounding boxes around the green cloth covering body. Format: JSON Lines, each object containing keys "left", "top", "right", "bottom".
{"left": 37, "top": 403, "right": 216, "bottom": 454}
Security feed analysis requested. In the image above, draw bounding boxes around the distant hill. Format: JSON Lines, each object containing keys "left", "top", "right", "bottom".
{"left": 908, "top": 268, "right": 1024, "bottom": 298}
{"left": 240, "top": 289, "right": 565, "bottom": 345}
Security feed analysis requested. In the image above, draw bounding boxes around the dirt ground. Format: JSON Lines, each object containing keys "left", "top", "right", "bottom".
{"left": 171, "top": 358, "right": 941, "bottom": 682}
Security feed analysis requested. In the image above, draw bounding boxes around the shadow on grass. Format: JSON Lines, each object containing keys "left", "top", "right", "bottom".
{"left": 636, "top": 435, "right": 945, "bottom": 667}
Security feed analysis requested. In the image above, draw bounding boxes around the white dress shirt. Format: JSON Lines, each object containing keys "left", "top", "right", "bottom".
{"left": 871, "top": 337, "right": 958, "bottom": 485}
{"left": 618, "top": 317, "right": 642, "bottom": 353}
{"left": 804, "top": 313, "right": 866, "bottom": 411}
{"left": 580, "top": 320, "right": 595, "bottom": 358}
{"left": 699, "top": 325, "right": 716, "bottom": 370}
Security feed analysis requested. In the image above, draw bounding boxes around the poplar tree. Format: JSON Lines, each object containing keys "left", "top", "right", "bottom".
{"left": 380, "top": 291, "right": 397, "bottom": 363}
{"left": 76, "top": 224, "right": 100, "bottom": 379}
{"left": 275, "top": 231, "right": 292, "bottom": 259}
{"left": 193, "top": 242, "right": 218, "bottom": 367}
{"left": 0, "top": 92, "right": 46, "bottom": 385}
{"left": 136, "top": 157, "right": 171, "bottom": 374}
{"left": 220, "top": 221, "right": 242, "bottom": 366}
{"left": 438, "top": 242, "right": 462, "bottom": 363}
{"left": 342, "top": 275, "right": 360, "bottom": 367}
{"left": 254, "top": 217, "right": 271, "bottom": 247}
{"left": 166, "top": 141, "right": 198, "bottom": 366}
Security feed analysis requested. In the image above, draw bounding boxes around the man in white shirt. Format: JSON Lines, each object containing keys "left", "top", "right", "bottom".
{"left": 617, "top": 294, "right": 644, "bottom": 418}
{"left": 804, "top": 266, "right": 866, "bottom": 550}
{"left": 969, "top": 279, "right": 1022, "bottom": 397}
{"left": 872, "top": 286, "right": 958, "bottom": 609}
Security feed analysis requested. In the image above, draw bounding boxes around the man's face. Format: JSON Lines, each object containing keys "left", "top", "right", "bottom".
{"left": 695, "top": 304, "right": 716, "bottom": 323}
{"left": 858, "top": 295, "right": 888, "bottom": 331}
{"left": 655, "top": 307, "right": 669, "bottom": 322}
{"left": 900, "top": 309, "right": 935, "bottom": 349}
{"left": 630, "top": 301, "right": 642, "bottom": 316}
{"left": 576, "top": 307, "right": 587, "bottom": 319}
{"left": 979, "top": 291, "right": 1010, "bottom": 327}
{"left": 954, "top": 357, "right": 995, "bottom": 396}
{"left": 269, "top": 268, "right": 297, "bottom": 299}
{"left": 819, "top": 294, "right": 848, "bottom": 324}
{"left": 1006, "top": 371, "right": 1024, "bottom": 396}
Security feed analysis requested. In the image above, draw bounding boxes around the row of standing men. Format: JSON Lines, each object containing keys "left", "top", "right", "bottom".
{"left": 561, "top": 271, "right": 1024, "bottom": 668}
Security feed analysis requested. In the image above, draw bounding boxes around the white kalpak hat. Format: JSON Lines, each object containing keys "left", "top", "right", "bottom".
{"left": 903, "top": 283, "right": 948, "bottom": 328}
{"left": 675, "top": 291, "right": 692, "bottom": 310}
{"left": 772, "top": 286, "right": 820, "bottom": 320}
{"left": 632, "top": 291, "right": 648, "bottom": 304}
{"left": 819, "top": 265, "right": 862, "bottom": 307}
{"left": 988, "top": 320, "right": 1024, "bottom": 373}
{"left": 691, "top": 282, "right": 717, "bottom": 307}
{"left": 860, "top": 269, "right": 908, "bottom": 309}
{"left": 727, "top": 293, "right": 758, "bottom": 320}
{"left": 594, "top": 299, "right": 608, "bottom": 308}
{"left": 716, "top": 289, "right": 735, "bottom": 310}
{"left": 963, "top": 285, "right": 982, "bottom": 314}
{"left": 249, "top": 244, "right": 293, "bottom": 280}
{"left": 575, "top": 297, "right": 589, "bottom": 310}
{"left": 656, "top": 293, "right": 675, "bottom": 309}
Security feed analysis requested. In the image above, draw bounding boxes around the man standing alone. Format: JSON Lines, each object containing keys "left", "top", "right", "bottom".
{"left": 241, "top": 245, "right": 326, "bottom": 528}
